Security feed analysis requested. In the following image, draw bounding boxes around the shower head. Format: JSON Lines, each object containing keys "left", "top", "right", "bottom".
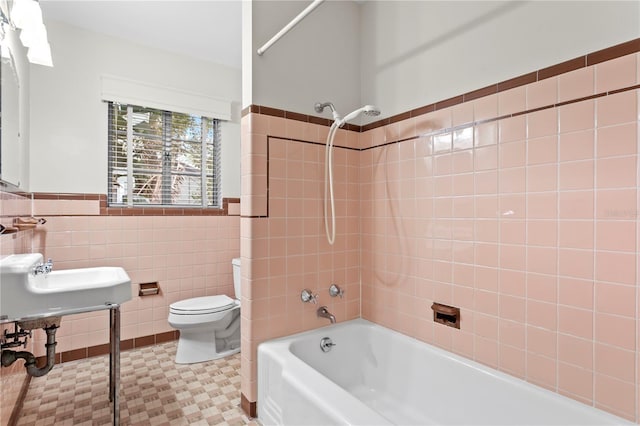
{"left": 315, "top": 101, "right": 381, "bottom": 127}
{"left": 315, "top": 101, "right": 341, "bottom": 121}
{"left": 339, "top": 104, "right": 381, "bottom": 126}
{"left": 314, "top": 102, "right": 336, "bottom": 114}
{"left": 361, "top": 105, "right": 381, "bottom": 117}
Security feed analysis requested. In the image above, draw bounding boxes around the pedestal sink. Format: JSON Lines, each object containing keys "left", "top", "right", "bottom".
{"left": 0, "top": 253, "right": 131, "bottom": 321}
{"left": 0, "top": 253, "right": 130, "bottom": 424}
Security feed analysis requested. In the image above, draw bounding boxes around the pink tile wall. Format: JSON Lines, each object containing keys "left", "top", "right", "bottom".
{"left": 360, "top": 53, "right": 639, "bottom": 421}
{"left": 240, "top": 114, "right": 361, "bottom": 401}
{"left": 25, "top": 214, "right": 240, "bottom": 356}
{"left": 2, "top": 196, "right": 240, "bottom": 417}
{"left": 0, "top": 191, "right": 33, "bottom": 257}
{"left": 0, "top": 191, "right": 33, "bottom": 423}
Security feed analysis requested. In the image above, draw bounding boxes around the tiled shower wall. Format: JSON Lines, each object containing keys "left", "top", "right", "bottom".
{"left": 361, "top": 52, "right": 640, "bottom": 421}
{"left": 242, "top": 49, "right": 640, "bottom": 421}
{"left": 240, "top": 115, "right": 362, "bottom": 402}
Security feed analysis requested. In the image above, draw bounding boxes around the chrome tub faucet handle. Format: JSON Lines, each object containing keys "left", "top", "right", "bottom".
{"left": 301, "top": 289, "right": 318, "bottom": 304}
{"left": 329, "top": 284, "right": 344, "bottom": 299}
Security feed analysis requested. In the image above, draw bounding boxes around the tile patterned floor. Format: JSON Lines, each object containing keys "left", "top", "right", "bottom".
{"left": 17, "top": 341, "right": 259, "bottom": 425}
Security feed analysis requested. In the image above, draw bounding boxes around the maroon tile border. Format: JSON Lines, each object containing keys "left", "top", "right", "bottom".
{"left": 587, "top": 38, "right": 640, "bottom": 66}
{"left": 462, "top": 84, "right": 498, "bottom": 102}
{"left": 410, "top": 104, "right": 436, "bottom": 116}
{"left": 30, "top": 193, "right": 102, "bottom": 201}
{"left": 103, "top": 206, "right": 228, "bottom": 216}
{"left": 285, "top": 110, "right": 308, "bottom": 122}
{"left": 244, "top": 37, "right": 640, "bottom": 133}
{"left": 388, "top": 111, "right": 412, "bottom": 125}
{"left": 260, "top": 106, "right": 285, "bottom": 118}
{"left": 155, "top": 330, "right": 178, "bottom": 344}
{"left": 120, "top": 339, "right": 134, "bottom": 352}
{"left": 87, "top": 343, "right": 110, "bottom": 358}
{"left": 28, "top": 193, "right": 239, "bottom": 217}
{"left": 134, "top": 335, "right": 155, "bottom": 348}
{"left": 538, "top": 56, "right": 585, "bottom": 81}
{"left": 60, "top": 348, "right": 87, "bottom": 363}
{"left": 308, "top": 115, "right": 332, "bottom": 127}
{"left": 35, "top": 330, "right": 180, "bottom": 366}
{"left": 242, "top": 103, "right": 335, "bottom": 127}
{"left": 497, "top": 72, "right": 537, "bottom": 92}
{"left": 105, "top": 196, "right": 235, "bottom": 216}
{"left": 241, "top": 393, "right": 257, "bottom": 418}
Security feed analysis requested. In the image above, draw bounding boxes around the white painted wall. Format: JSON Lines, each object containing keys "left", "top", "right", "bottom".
{"left": 242, "top": 0, "right": 253, "bottom": 109}
{"left": 29, "top": 20, "right": 242, "bottom": 197}
{"left": 360, "top": 0, "right": 640, "bottom": 121}
{"left": 248, "top": 0, "right": 361, "bottom": 118}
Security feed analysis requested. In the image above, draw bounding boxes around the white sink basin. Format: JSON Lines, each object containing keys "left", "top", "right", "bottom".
{"left": 0, "top": 253, "right": 132, "bottom": 320}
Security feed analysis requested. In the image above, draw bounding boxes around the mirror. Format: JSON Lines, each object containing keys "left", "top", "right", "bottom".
{"left": 0, "top": 26, "right": 22, "bottom": 188}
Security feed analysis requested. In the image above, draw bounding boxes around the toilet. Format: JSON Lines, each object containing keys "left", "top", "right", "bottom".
{"left": 168, "top": 257, "right": 241, "bottom": 364}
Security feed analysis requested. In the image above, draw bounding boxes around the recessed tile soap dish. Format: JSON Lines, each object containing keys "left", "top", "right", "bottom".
{"left": 431, "top": 302, "right": 460, "bottom": 329}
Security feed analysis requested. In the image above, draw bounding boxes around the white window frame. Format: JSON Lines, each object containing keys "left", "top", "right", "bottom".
{"left": 107, "top": 102, "right": 221, "bottom": 208}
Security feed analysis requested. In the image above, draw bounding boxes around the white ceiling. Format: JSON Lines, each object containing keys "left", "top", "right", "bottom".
{"left": 40, "top": 0, "right": 242, "bottom": 69}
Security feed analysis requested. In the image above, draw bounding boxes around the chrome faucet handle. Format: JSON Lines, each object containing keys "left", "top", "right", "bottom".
{"left": 301, "top": 289, "right": 318, "bottom": 304}
{"left": 329, "top": 284, "right": 344, "bottom": 299}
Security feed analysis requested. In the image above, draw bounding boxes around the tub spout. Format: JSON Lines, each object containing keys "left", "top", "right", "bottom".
{"left": 317, "top": 306, "right": 336, "bottom": 324}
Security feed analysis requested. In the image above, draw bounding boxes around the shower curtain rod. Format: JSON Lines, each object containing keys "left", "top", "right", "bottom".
{"left": 256, "top": 0, "right": 325, "bottom": 56}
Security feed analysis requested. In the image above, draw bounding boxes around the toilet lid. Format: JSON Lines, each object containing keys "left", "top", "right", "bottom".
{"left": 170, "top": 295, "right": 236, "bottom": 314}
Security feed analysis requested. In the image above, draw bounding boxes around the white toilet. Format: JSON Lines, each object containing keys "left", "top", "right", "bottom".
{"left": 168, "top": 257, "right": 241, "bottom": 364}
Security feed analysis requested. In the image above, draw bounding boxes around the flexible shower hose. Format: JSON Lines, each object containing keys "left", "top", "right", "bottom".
{"left": 324, "top": 121, "right": 339, "bottom": 245}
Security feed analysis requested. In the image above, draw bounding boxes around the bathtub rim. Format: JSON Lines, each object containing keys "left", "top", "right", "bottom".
{"left": 257, "top": 318, "right": 632, "bottom": 425}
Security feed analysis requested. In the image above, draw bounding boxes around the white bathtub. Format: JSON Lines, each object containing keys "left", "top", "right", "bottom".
{"left": 258, "top": 319, "right": 630, "bottom": 425}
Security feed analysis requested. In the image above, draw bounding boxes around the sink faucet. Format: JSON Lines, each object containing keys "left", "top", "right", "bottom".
{"left": 32, "top": 258, "right": 53, "bottom": 275}
{"left": 317, "top": 306, "right": 336, "bottom": 324}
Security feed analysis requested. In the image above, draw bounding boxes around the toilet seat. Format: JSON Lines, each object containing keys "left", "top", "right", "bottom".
{"left": 170, "top": 295, "right": 236, "bottom": 315}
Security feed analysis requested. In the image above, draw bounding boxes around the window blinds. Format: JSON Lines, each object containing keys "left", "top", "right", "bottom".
{"left": 107, "top": 102, "right": 221, "bottom": 208}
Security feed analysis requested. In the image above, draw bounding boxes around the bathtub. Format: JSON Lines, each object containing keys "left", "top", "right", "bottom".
{"left": 258, "top": 319, "right": 630, "bottom": 425}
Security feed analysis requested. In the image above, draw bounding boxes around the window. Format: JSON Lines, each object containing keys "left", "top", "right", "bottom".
{"left": 107, "top": 102, "right": 221, "bottom": 208}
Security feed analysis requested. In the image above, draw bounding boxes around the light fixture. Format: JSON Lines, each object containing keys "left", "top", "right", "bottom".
{"left": 10, "top": 0, "right": 42, "bottom": 30}
{"left": 26, "top": 38, "right": 50, "bottom": 65}
{"left": 0, "top": 5, "right": 12, "bottom": 59}
{"left": 0, "top": 1, "right": 10, "bottom": 34}
{"left": 1, "top": 39, "right": 10, "bottom": 59}
{"left": 6, "top": 0, "right": 53, "bottom": 67}
{"left": 19, "top": 21, "right": 46, "bottom": 47}
{"left": 0, "top": 17, "right": 6, "bottom": 58}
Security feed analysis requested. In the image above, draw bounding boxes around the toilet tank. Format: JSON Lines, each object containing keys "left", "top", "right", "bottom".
{"left": 232, "top": 258, "right": 241, "bottom": 299}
